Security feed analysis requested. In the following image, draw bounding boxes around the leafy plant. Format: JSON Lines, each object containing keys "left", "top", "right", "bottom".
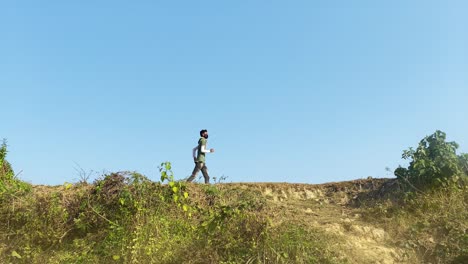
{"left": 394, "top": 130, "right": 468, "bottom": 190}
{"left": 0, "top": 139, "right": 30, "bottom": 200}
{"left": 359, "top": 131, "right": 468, "bottom": 263}
{"left": 159, "top": 162, "right": 191, "bottom": 213}
{"left": 0, "top": 139, "right": 14, "bottom": 176}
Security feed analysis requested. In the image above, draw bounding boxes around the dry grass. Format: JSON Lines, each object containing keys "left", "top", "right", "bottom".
{"left": 1, "top": 177, "right": 466, "bottom": 263}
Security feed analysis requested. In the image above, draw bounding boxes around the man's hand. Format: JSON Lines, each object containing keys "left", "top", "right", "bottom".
{"left": 210, "top": 148, "right": 215, "bottom": 153}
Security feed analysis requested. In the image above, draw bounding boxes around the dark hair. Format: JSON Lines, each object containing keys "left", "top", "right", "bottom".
{"left": 200, "top": 129, "right": 208, "bottom": 136}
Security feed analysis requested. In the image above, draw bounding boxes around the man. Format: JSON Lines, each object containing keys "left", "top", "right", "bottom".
{"left": 187, "top": 129, "right": 215, "bottom": 184}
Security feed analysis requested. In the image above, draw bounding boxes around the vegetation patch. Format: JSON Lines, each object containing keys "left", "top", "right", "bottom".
{"left": 359, "top": 131, "right": 468, "bottom": 264}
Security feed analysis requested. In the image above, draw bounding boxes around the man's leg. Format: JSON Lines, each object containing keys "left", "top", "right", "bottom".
{"left": 201, "top": 164, "right": 210, "bottom": 184}
{"left": 187, "top": 162, "right": 202, "bottom": 182}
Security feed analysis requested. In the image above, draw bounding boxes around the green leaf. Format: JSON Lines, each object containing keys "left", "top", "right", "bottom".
{"left": 169, "top": 181, "right": 175, "bottom": 187}
{"left": 173, "top": 195, "right": 179, "bottom": 202}
{"left": 165, "top": 162, "right": 171, "bottom": 170}
{"left": 64, "top": 182, "right": 72, "bottom": 190}
{"left": 183, "top": 204, "right": 188, "bottom": 211}
{"left": 11, "top": 250, "right": 22, "bottom": 259}
{"left": 184, "top": 192, "right": 189, "bottom": 199}
{"left": 172, "top": 186, "right": 178, "bottom": 193}
{"left": 160, "top": 171, "right": 167, "bottom": 182}
{"left": 113, "top": 255, "right": 121, "bottom": 260}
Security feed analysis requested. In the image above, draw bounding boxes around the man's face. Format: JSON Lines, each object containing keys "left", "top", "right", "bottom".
{"left": 203, "top": 131, "right": 209, "bottom": 139}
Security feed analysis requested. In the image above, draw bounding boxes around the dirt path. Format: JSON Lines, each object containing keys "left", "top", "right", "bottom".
{"left": 221, "top": 180, "right": 413, "bottom": 263}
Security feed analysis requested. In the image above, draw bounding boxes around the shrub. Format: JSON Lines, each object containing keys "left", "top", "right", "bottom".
{"left": 394, "top": 130, "right": 468, "bottom": 190}
{"left": 0, "top": 139, "right": 30, "bottom": 201}
{"left": 361, "top": 131, "right": 468, "bottom": 263}
{"left": 0, "top": 139, "right": 14, "bottom": 178}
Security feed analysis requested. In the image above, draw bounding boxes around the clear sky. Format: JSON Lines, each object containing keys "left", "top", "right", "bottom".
{"left": 1, "top": 1, "right": 467, "bottom": 185}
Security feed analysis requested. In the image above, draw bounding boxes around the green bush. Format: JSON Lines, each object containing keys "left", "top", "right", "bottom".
{"left": 0, "top": 139, "right": 30, "bottom": 202}
{"left": 394, "top": 130, "right": 468, "bottom": 190}
{"left": 0, "top": 139, "right": 14, "bottom": 176}
{"left": 360, "top": 131, "right": 468, "bottom": 263}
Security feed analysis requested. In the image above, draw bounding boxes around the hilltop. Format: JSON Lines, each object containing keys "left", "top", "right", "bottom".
{"left": 1, "top": 175, "right": 466, "bottom": 263}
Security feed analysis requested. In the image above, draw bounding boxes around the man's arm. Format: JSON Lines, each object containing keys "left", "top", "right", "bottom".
{"left": 201, "top": 145, "right": 214, "bottom": 153}
{"left": 192, "top": 146, "right": 198, "bottom": 159}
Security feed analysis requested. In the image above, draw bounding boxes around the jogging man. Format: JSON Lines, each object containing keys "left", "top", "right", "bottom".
{"left": 187, "top": 129, "right": 214, "bottom": 184}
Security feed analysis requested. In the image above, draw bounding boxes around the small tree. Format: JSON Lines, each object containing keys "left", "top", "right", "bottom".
{"left": 459, "top": 153, "right": 468, "bottom": 176}
{"left": 0, "top": 140, "right": 30, "bottom": 199}
{"left": 394, "top": 130, "right": 467, "bottom": 190}
{"left": 0, "top": 139, "right": 14, "bottom": 178}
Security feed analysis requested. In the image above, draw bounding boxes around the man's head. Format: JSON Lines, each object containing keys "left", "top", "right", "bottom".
{"left": 200, "top": 129, "right": 208, "bottom": 139}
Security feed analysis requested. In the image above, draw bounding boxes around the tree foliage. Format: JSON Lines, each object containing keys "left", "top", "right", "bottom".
{"left": 0, "top": 139, "right": 14, "bottom": 177}
{"left": 394, "top": 130, "right": 468, "bottom": 190}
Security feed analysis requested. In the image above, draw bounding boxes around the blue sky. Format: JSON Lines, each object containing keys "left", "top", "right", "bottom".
{"left": 1, "top": 1, "right": 467, "bottom": 185}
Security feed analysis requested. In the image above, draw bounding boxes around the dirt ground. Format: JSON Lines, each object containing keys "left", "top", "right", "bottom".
{"left": 219, "top": 179, "right": 412, "bottom": 264}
